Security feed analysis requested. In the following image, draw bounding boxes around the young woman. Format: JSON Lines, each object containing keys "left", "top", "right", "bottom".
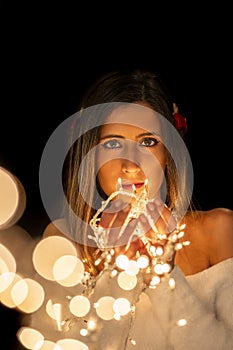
{"left": 21, "top": 69, "right": 233, "bottom": 349}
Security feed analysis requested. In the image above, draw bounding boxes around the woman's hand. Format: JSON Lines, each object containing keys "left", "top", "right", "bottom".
{"left": 98, "top": 198, "right": 140, "bottom": 260}
{"left": 98, "top": 197, "right": 177, "bottom": 267}
{"left": 138, "top": 198, "right": 177, "bottom": 268}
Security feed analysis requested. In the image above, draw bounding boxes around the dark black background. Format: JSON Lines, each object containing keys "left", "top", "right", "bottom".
{"left": 1, "top": 2, "right": 232, "bottom": 349}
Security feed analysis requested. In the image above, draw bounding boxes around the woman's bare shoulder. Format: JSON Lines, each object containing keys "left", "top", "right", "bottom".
{"left": 184, "top": 207, "right": 233, "bottom": 230}
{"left": 185, "top": 208, "right": 233, "bottom": 264}
{"left": 195, "top": 207, "right": 233, "bottom": 237}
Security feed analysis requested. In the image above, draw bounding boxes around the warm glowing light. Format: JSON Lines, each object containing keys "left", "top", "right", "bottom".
{"left": 56, "top": 338, "right": 89, "bottom": 349}
{"left": 10, "top": 278, "right": 28, "bottom": 306}
{"left": 80, "top": 328, "right": 88, "bottom": 336}
{"left": 0, "top": 167, "right": 26, "bottom": 228}
{"left": 130, "top": 338, "right": 137, "bottom": 345}
{"left": 177, "top": 231, "right": 184, "bottom": 238}
{"left": 113, "top": 297, "right": 131, "bottom": 316}
{"left": 5, "top": 177, "right": 190, "bottom": 347}
{"left": 114, "top": 313, "right": 121, "bottom": 320}
{"left": 175, "top": 243, "right": 183, "bottom": 250}
{"left": 0, "top": 271, "right": 16, "bottom": 294}
{"left": 16, "top": 327, "right": 44, "bottom": 350}
{"left": 95, "top": 296, "right": 115, "bottom": 320}
{"left": 150, "top": 275, "right": 161, "bottom": 286}
{"left": 32, "top": 236, "right": 77, "bottom": 280}
{"left": 117, "top": 271, "right": 137, "bottom": 290}
{"left": 177, "top": 318, "right": 187, "bottom": 327}
{"left": 149, "top": 245, "right": 156, "bottom": 254}
{"left": 34, "top": 340, "right": 61, "bottom": 350}
{"left": 0, "top": 272, "right": 22, "bottom": 307}
{"left": 110, "top": 269, "right": 118, "bottom": 277}
{"left": 0, "top": 257, "right": 9, "bottom": 275}
{"left": 87, "top": 319, "right": 97, "bottom": 331}
{"left": 12, "top": 278, "right": 45, "bottom": 313}
{"left": 161, "top": 263, "right": 171, "bottom": 274}
{"left": 125, "top": 260, "right": 139, "bottom": 276}
{"left": 69, "top": 295, "right": 90, "bottom": 317}
{"left": 154, "top": 264, "right": 164, "bottom": 275}
{"left": 46, "top": 299, "right": 62, "bottom": 330}
{"left": 169, "top": 277, "right": 176, "bottom": 289}
{"left": 53, "top": 255, "right": 84, "bottom": 287}
{"left": 0, "top": 243, "right": 16, "bottom": 276}
{"left": 115, "top": 254, "right": 129, "bottom": 270}
{"left": 156, "top": 246, "right": 164, "bottom": 256}
{"left": 136, "top": 255, "right": 149, "bottom": 269}
{"left": 179, "top": 223, "right": 186, "bottom": 231}
{"left": 54, "top": 304, "right": 62, "bottom": 331}
{"left": 0, "top": 243, "right": 19, "bottom": 298}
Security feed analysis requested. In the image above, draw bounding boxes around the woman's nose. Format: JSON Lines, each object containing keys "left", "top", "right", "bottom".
{"left": 121, "top": 142, "right": 141, "bottom": 173}
{"left": 122, "top": 159, "right": 141, "bottom": 174}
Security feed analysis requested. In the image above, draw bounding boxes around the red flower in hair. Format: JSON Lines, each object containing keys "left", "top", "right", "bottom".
{"left": 173, "top": 103, "right": 188, "bottom": 135}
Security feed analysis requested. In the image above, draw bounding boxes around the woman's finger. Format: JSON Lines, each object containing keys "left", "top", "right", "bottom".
{"left": 100, "top": 199, "right": 130, "bottom": 228}
{"left": 147, "top": 200, "right": 176, "bottom": 234}
{"left": 116, "top": 218, "right": 138, "bottom": 247}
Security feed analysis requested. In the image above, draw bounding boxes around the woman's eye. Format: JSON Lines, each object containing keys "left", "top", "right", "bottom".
{"left": 140, "top": 137, "right": 159, "bottom": 147}
{"left": 102, "top": 139, "right": 122, "bottom": 149}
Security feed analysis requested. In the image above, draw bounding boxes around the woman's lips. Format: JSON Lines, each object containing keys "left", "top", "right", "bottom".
{"left": 122, "top": 182, "right": 144, "bottom": 190}
{"left": 117, "top": 178, "right": 147, "bottom": 192}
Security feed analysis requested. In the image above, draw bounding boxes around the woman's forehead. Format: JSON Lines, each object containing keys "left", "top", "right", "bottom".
{"left": 104, "top": 103, "right": 161, "bottom": 132}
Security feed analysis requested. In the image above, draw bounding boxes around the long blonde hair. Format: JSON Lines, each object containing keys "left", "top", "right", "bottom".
{"left": 62, "top": 69, "right": 193, "bottom": 275}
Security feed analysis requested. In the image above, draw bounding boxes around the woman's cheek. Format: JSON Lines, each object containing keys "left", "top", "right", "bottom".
{"left": 97, "top": 163, "right": 119, "bottom": 197}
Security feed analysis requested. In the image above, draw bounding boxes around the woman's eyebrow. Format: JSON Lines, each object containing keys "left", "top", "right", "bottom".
{"left": 100, "top": 132, "right": 160, "bottom": 141}
{"left": 137, "top": 132, "right": 161, "bottom": 138}
{"left": 99, "top": 134, "right": 125, "bottom": 141}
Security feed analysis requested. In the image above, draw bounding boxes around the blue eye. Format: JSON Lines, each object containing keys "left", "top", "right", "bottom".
{"left": 140, "top": 137, "right": 159, "bottom": 147}
{"left": 102, "top": 139, "right": 122, "bottom": 149}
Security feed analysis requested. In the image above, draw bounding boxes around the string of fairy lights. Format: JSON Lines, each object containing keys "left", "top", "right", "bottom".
{"left": 0, "top": 176, "right": 189, "bottom": 350}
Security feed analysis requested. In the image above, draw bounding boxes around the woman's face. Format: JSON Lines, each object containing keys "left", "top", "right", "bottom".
{"left": 96, "top": 103, "right": 167, "bottom": 200}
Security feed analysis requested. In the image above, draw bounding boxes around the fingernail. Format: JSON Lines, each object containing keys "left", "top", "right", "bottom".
{"left": 139, "top": 214, "right": 147, "bottom": 223}
{"left": 129, "top": 219, "right": 137, "bottom": 227}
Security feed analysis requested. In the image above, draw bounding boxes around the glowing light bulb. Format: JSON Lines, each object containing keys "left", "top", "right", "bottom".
{"left": 169, "top": 277, "right": 176, "bottom": 289}
{"left": 150, "top": 275, "right": 160, "bottom": 286}
{"left": 95, "top": 296, "right": 115, "bottom": 320}
{"left": 136, "top": 255, "right": 149, "bottom": 269}
{"left": 116, "top": 255, "right": 129, "bottom": 270}
{"left": 87, "top": 319, "right": 97, "bottom": 331}
{"left": 56, "top": 339, "right": 89, "bottom": 350}
{"left": 11, "top": 278, "right": 45, "bottom": 313}
{"left": 154, "top": 264, "right": 164, "bottom": 275}
{"left": 177, "top": 318, "right": 187, "bottom": 327}
{"left": 125, "top": 260, "right": 139, "bottom": 276}
{"left": 117, "top": 271, "right": 137, "bottom": 290}
{"left": 17, "top": 327, "right": 44, "bottom": 350}
{"left": 161, "top": 263, "right": 171, "bottom": 274}
{"left": 69, "top": 295, "right": 90, "bottom": 317}
{"left": 113, "top": 298, "right": 131, "bottom": 316}
{"left": 80, "top": 328, "right": 88, "bottom": 336}
{"left": 45, "top": 299, "right": 62, "bottom": 331}
{"left": 53, "top": 255, "right": 84, "bottom": 287}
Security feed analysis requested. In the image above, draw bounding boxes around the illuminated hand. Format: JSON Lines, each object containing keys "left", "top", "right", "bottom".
{"left": 138, "top": 198, "right": 177, "bottom": 268}
{"left": 89, "top": 179, "right": 188, "bottom": 279}
{"left": 97, "top": 198, "right": 140, "bottom": 260}
{"left": 97, "top": 197, "right": 177, "bottom": 266}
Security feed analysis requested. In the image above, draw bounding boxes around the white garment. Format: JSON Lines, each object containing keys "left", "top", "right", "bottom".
{"left": 25, "top": 257, "right": 233, "bottom": 350}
